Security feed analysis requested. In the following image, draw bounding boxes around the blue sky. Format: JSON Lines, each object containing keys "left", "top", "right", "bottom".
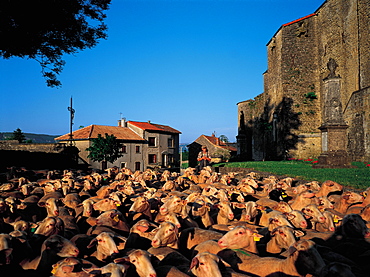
{"left": 0, "top": 0, "right": 324, "bottom": 143}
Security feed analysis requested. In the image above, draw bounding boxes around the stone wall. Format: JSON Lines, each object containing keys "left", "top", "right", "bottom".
{"left": 237, "top": 0, "right": 370, "bottom": 162}
{"left": 0, "top": 140, "right": 69, "bottom": 153}
{"left": 0, "top": 141, "right": 79, "bottom": 170}
{"left": 345, "top": 87, "right": 370, "bottom": 161}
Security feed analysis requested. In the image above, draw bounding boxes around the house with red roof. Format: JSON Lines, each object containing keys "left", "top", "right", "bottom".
{"left": 55, "top": 119, "right": 181, "bottom": 171}
{"left": 187, "top": 134, "right": 237, "bottom": 168}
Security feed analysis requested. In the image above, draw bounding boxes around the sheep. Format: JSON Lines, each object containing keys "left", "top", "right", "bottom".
{"left": 86, "top": 231, "right": 126, "bottom": 265}
{"left": 20, "top": 234, "right": 80, "bottom": 275}
{"left": 178, "top": 227, "right": 223, "bottom": 258}
{"left": 191, "top": 198, "right": 214, "bottom": 228}
{"left": 125, "top": 219, "right": 158, "bottom": 250}
{"left": 114, "top": 249, "right": 157, "bottom": 277}
{"left": 234, "top": 239, "right": 325, "bottom": 277}
{"left": 151, "top": 221, "right": 179, "bottom": 249}
{"left": 83, "top": 262, "right": 128, "bottom": 277}
{"left": 4, "top": 166, "right": 370, "bottom": 277}
{"left": 190, "top": 252, "right": 251, "bottom": 277}
{"left": 289, "top": 190, "right": 317, "bottom": 210}
{"left": 314, "top": 180, "right": 343, "bottom": 197}
{"left": 217, "top": 226, "right": 263, "bottom": 254}
{"left": 264, "top": 225, "right": 298, "bottom": 255}
{"left": 50, "top": 257, "right": 97, "bottom": 277}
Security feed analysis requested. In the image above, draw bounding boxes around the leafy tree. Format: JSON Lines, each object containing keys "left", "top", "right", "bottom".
{"left": 0, "top": 0, "right": 111, "bottom": 87}
{"left": 213, "top": 149, "right": 231, "bottom": 162}
{"left": 181, "top": 150, "right": 189, "bottom": 161}
{"left": 9, "top": 128, "right": 26, "bottom": 143}
{"left": 86, "top": 133, "right": 122, "bottom": 170}
{"left": 219, "top": 135, "right": 229, "bottom": 143}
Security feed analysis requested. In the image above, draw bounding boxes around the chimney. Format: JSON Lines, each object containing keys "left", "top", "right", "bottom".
{"left": 148, "top": 120, "right": 151, "bottom": 124}
{"left": 118, "top": 118, "right": 127, "bottom": 127}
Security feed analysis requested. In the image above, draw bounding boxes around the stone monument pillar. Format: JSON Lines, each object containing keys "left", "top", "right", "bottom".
{"left": 313, "top": 58, "right": 351, "bottom": 168}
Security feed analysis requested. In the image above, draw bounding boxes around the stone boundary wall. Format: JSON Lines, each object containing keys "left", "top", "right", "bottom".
{"left": 215, "top": 166, "right": 309, "bottom": 186}
{"left": 216, "top": 166, "right": 288, "bottom": 180}
{"left": 0, "top": 141, "right": 69, "bottom": 153}
{"left": 0, "top": 141, "right": 80, "bottom": 170}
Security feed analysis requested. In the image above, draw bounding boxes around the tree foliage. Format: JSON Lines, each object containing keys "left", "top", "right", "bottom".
{"left": 213, "top": 149, "right": 231, "bottom": 161}
{"left": 219, "top": 135, "right": 229, "bottom": 143}
{"left": 181, "top": 150, "right": 189, "bottom": 161}
{"left": 10, "top": 128, "right": 26, "bottom": 143}
{"left": 86, "top": 133, "right": 122, "bottom": 167}
{"left": 0, "top": 0, "right": 111, "bottom": 87}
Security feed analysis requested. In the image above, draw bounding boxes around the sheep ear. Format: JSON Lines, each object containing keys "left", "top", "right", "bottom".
{"left": 253, "top": 232, "right": 264, "bottom": 239}
{"left": 161, "top": 197, "right": 169, "bottom": 203}
{"left": 270, "top": 227, "right": 278, "bottom": 236}
{"left": 190, "top": 257, "right": 199, "bottom": 269}
{"left": 286, "top": 213, "right": 296, "bottom": 220}
{"left": 114, "top": 257, "right": 131, "bottom": 267}
{"left": 232, "top": 202, "right": 245, "bottom": 209}
{"left": 61, "top": 265, "right": 74, "bottom": 273}
{"left": 30, "top": 222, "right": 39, "bottom": 229}
{"left": 38, "top": 201, "right": 46, "bottom": 207}
{"left": 288, "top": 245, "right": 298, "bottom": 255}
{"left": 87, "top": 238, "right": 97, "bottom": 248}
{"left": 116, "top": 238, "right": 126, "bottom": 250}
{"left": 219, "top": 257, "right": 232, "bottom": 268}
{"left": 149, "top": 222, "right": 159, "bottom": 228}
{"left": 115, "top": 235, "right": 127, "bottom": 243}
{"left": 294, "top": 230, "right": 305, "bottom": 237}
{"left": 86, "top": 217, "right": 98, "bottom": 226}
{"left": 83, "top": 267, "right": 102, "bottom": 274}
{"left": 137, "top": 225, "right": 149, "bottom": 232}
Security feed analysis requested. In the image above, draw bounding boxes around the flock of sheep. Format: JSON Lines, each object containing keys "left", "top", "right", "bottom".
{"left": 0, "top": 165, "right": 370, "bottom": 277}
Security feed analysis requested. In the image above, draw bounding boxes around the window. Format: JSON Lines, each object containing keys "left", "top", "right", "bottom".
{"left": 148, "top": 154, "right": 157, "bottom": 164}
{"left": 120, "top": 162, "right": 126, "bottom": 169}
{"left": 135, "top": 146, "right": 140, "bottom": 153}
{"left": 148, "top": 137, "right": 156, "bottom": 147}
{"left": 135, "top": 162, "right": 141, "bottom": 171}
{"left": 167, "top": 138, "right": 173, "bottom": 148}
{"left": 121, "top": 145, "right": 127, "bottom": 153}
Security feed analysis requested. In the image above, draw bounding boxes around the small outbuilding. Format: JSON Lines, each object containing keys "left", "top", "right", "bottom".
{"left": 187, "top": 134, "right": 237, "bottom": 168}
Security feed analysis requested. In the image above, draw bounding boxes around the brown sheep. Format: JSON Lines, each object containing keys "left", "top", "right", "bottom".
{"left": 234, "top": 239, "right": 325, "bottom": 277}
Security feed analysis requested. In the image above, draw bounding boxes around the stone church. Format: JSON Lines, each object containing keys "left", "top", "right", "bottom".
{"left": 237, "top": 0, "right": 370, "bottom": 162}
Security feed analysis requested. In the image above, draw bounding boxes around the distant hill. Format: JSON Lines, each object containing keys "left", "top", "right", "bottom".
{"left": 0, "top": 132, "right": 60, "bottom": 143}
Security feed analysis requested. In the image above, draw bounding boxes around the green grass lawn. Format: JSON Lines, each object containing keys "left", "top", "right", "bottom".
{"left": 214, "top": 160, "right": 370, "bottom": 190}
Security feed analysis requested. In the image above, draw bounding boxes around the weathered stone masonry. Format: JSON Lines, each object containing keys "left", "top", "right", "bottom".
{"left": 237, "top": 0, "right": 370, "bottom": 162}
{"left": 0, "top": 141, "right": 79, "bottom": 170}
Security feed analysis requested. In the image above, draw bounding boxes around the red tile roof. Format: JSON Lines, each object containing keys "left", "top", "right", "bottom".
{"left": 203, "top": 135, "right": 237, "bottom": 152}
{"left": 128, "top": 121, "right": 181, "bottom": 134}
{"left": 55, "top": 125, "right": 145, "bottom": 141}
{"left": 282, "top": 13, "right": 316, "bottom": 27}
